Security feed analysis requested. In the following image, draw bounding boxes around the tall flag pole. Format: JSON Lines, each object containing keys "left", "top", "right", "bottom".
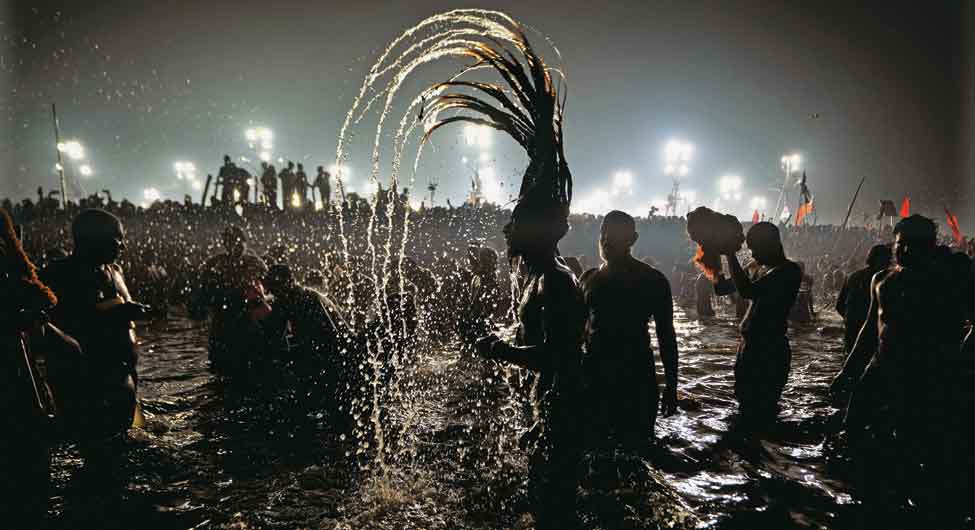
{"left": 51, "top": 103, "right": 67, "bottom": 209}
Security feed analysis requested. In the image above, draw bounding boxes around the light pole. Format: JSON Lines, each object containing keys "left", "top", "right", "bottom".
{"left": 774, "top": 153, "right": 800, "bottom": 221}
{"left": 663, "top": 139, "right": 693, "bottom": 216}
{"left": 461, "top": 125, "right": 492, "bottom": 205}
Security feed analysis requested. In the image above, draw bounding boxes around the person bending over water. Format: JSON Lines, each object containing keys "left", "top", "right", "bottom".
{"left": 476, "top": 201, "right": 586, "bottom": 530}
{"left": 721, "top": 222, "right": 800, "bottom": 424}
{"left": 200, "top": 226, "right": 270, "bottom": 374}
{"left": 580, "top": 210, "right": 678, "bottom": 451}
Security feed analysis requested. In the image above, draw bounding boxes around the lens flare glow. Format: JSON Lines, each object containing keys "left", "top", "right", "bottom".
{"left": 57, "top": 140, "right": 85, "bottom": 161}
{"left": 143, "top": 187, "right": 161, "bottom": 203}
{"left": 463, "top": 124, "right": 492, "bottom": 148}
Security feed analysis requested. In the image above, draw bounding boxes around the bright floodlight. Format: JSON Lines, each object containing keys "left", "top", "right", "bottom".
{"left": 664, "top": 139, "right": 693, "bottom": 164}
{"left": 79, "top": 164, "right": 93, "bottom": 177}
{"left": 613, "top": 170, "right": 634, "bottom": 190}
{"left": 191, "top": 180, "right": 202, "bottom": 191}
{"left": 750, "top": 196, "right": 768, "bottom": 210}
{"left": 781, "top": 153, "right": 801, "bottom": 170}
{"left": 259, "top": 151, "right": 272, "bottom": 162}
{"left": 245, "top": 128, "right": 258, "bottom": 142}
{"left": 664, "top": 139, "right": 693, "bottom": 176}
{"left": 57, "top": 140, "right": 85, "bottom": 161}
{"left": 54, "top": 163, "right": 64, "bottom": 172}
{"left": 143, "top": 187, "right": 161, "bottom": 203}
{"left": 719, "top": 175, "right": 744, "bottom": 199}
{"left": 611, "top": 170, "right": 634, "bottom": 197}
{"left": 260, "top": 140, "right": 272, "bottom": 150}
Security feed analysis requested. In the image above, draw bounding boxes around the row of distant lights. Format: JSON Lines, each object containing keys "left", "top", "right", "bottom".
{"left": 577, "top": 140, "right": 803, "bottom": 215}
{"left": 55, "top": 140, "right": 94, "bottom": 177}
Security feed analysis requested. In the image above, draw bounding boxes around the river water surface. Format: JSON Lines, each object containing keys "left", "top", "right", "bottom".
{"left": 44, "top": 304, "right": 882, "bottom": 530}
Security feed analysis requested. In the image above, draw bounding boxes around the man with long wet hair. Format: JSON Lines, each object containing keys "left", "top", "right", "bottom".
{"left": 721, "top": 222, "right": 801, "bottom": 423}
{"left": 0, "top": 208, "right": 60, "bottom": 525}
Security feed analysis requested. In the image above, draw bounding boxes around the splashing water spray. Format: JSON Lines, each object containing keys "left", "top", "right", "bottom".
{"left": 333, "top": 8, "right": 569, "bottom": 480}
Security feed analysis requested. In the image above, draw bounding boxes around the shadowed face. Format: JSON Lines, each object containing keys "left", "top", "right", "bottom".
{"left": 599, "top": 220, "right": 637, "bottom": 263}
{"left": 77, "top": 219, "right": 126, "bottom": 264}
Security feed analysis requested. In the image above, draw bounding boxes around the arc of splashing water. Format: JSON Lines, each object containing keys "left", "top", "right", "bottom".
{"left": 334, "top": 9, "right": 568, "bottom": 472}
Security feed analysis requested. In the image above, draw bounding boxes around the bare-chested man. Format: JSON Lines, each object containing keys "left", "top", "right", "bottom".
{"left": 831, "top": 215, "right": 967, "bottom": 512}
{"left": 475, "top": 200, "right": 586, "bottom": 530}
{"left": 580, "top": 211, "right": 678, "bottom": 450}
{"left": 835, "top": 244, "right": 891, "bottom": 357}
{"left": 832, "top": 216, "right": 963, "bottom": 432}
{"left": 722, "top": 222, "right": 801, "bottom": 423}
{"left": 201, "top": 226, "right": 269, "bottom": 374}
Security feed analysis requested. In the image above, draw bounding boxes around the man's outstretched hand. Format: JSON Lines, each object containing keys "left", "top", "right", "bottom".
{"left": 475, "top": 334, "right": 502, "bottom": 359}
{"left": 114, "top": 301, "right": 153, "bottom": 322}
{"left": 661, "top": 385, "right": 678, "bottom": 417}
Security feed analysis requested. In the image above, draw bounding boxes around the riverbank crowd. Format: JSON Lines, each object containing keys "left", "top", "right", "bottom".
{"left": 4, "top": 178, "right": 975, "bottom": 528}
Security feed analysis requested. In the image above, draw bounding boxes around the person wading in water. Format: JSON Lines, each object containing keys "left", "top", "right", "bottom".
{"left": 721, "top": 222, "right": 800, "bottom": 424}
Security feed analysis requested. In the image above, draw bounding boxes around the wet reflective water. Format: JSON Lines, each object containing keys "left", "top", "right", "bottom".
{"left": 46, "top": 304, "right": 858, "bottom": 530}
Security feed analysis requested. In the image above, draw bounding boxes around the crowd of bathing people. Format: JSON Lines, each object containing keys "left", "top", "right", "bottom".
{"left": 4, "top": 180, "right": 975, "bottom": 528}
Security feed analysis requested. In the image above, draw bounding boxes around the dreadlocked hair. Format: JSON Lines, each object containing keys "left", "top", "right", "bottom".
{"left": 1, "top": 208, "right": 57, "bottom": 306}
{"left": 421, "top": 17, "right": 572, "bottom": 233}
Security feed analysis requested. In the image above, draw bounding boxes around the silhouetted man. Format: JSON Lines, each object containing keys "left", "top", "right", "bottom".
{"left": 201, "top": 226, "right": 269, "bottom": 373}
{"left": 695, "top": 272, "right": 715, "bottom": 317}
{"left": 314, "top": 165, "right": 331, "bottom": 207}
{"left": 722, "top": 221, "right": 800, "bottom": 422}
{"left": 295, "top": 163, "right": 309, "bottom": 209}
{"left": 236, "top": 163, "right": 252, "bottom": 204}
{"left": 218, "top": 155, "right": 237, "bottom": 204}
{"left": 41, "top": 209, "right": 151, "bottom": 460}
{"left": 835, "top": 244, "right": 891, "bottom": 357}
{"left": 579, "top": 210, "right": 678, "bottom": 450}
{"left": 831, "top": 216, "right": 967, "bottom": 512}
{"left": 261, "top": 162, "right": 278, "bottom": 208}
{"left": 280, "top": 161, "right": 296, "bottom": 210}
{"left": 264, "top": 264, "right": 340, "bottom": 351}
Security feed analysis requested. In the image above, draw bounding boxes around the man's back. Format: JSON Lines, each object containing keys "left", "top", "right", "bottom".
{"left": 581, "top": 257, "right": 667, "bottom": 361}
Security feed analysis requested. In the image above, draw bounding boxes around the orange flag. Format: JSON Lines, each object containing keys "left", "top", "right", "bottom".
{"left": 900, "top": 196, "right": 910, "bottom": 218}
{"left": 752, "top": 209, "right": 760, "bottom": 224}
{"left": 795, "top": 199, "right": 814, "bottom": 226}
{"left": 946, "top": 206, "right": 963, "bottom": 245}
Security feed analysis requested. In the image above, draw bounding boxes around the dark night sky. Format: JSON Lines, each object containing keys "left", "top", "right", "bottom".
{"left": 1, "top": 0, "right": 969, "bottom": 223}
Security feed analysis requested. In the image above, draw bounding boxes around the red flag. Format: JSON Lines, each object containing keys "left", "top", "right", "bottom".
{"left": 752, "top": 209, "right": 760, "bottom": 224}
{"left": 795, "top": 199, "right": 814, "bottom": 226}
{"left": 946, "top": 207, "right": 963, "bottom": 245}
{"left": 900, "top": 196, "right": 910, "bottom": 218}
